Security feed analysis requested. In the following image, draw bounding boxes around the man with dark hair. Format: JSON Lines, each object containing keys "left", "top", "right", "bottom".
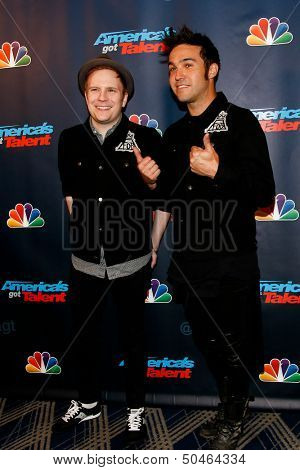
{"left": 55, "top": 55, "right": 165, "bottom": 442}
{"left": 163, "top": 25, "right": 221, "bottom": 82}
{"left": 155, "top": 26, "right": 275, "bottom": 449}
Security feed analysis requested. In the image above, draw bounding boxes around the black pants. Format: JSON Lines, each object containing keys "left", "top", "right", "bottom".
{"left": 184, "top": 279, "right": 263, "bottom": 400}
{"left": 67, "top": 262, "right": 151, "bottom": 407}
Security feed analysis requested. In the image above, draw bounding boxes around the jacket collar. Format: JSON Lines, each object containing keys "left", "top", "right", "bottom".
{"left": 185, "top": 92, "right": 229, "bottom": 124}
{"left": 83, "top": 113, "right": 129, "bottom": 140}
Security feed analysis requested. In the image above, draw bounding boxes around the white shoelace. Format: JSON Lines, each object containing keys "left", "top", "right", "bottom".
{"left": 62, "top": 400, "right": 81, "bottom": 422}
{"left": 127, "top": 407, "right": 144, "bottom": 431}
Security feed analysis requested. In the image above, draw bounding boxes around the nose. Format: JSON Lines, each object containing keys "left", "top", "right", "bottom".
{"left": 175, "top": 67, "right": 184, "bottom": 81}
{"left": 97, "top": 89, "right": 108, "bottom": 101}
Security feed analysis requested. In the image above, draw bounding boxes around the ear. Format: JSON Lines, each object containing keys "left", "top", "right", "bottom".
{"left": 122, "top": 91, "right": 129, "bottom": 108}
{"left": 208, "top": 63, "right": 219, "bottom": 80}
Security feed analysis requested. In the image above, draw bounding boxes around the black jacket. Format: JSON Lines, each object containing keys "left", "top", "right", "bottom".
{"left": 161, "top": 92, "right": 275, "bottom": 283}
{"left": 58, "top": 114, "right": 162, "bottom": 265}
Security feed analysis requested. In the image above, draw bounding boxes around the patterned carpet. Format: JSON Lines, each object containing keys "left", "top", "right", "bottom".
{"left": 0, "top": 398, "right": 299, "bottom": 450}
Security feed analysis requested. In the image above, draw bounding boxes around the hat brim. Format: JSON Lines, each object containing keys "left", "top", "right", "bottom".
{"left": 78, "top": 57, "right": 134, "bottom": 101}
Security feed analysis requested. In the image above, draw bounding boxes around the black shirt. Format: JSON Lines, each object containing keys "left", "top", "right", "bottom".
{"left": 161, "top": 92, "right": 275, "bottom": 295}
{"left": 58, "top": 114, "right": 162, "bottom": 266}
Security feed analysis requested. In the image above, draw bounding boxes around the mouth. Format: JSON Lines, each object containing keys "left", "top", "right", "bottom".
{"left": 176, "top": 84, "right": 190, "bottom": 90}
{"left": 96, "top": 106, "right": 112, "bottom": 110}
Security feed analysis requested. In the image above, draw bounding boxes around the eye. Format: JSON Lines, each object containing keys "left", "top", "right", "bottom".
{"left": 108, "top": 88, "right": 117, "bottom": 93}
{"left": 185, "top": 63, "right": 192, "bottom": 68}
{"left": 168, "top": 66, "right": 176, "bottom": 74}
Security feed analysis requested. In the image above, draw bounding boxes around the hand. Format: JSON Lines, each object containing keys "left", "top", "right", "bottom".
{"left": 189, "top": 133, "right": 219, "bottom": 178}
{"left": 133, "top": 146, "right": 161, "bottom": 188}
{"left": 151, "top": 249, "right": 158, "bottom": 269}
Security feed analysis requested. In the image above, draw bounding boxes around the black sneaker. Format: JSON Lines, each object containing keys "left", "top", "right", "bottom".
{"left": 125, "top": 407, "right": 146, "bottom": 442}
{"left": 52, "top": 400, "right": 101, "bottom": 432}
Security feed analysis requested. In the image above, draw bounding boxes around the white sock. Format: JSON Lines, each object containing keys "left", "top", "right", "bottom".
{"left": 80, "top": 401, "right": 98, "bottom": 409}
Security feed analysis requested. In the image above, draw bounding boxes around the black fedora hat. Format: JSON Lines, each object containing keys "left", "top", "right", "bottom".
{"left": 78, "top": 54, "right": 134, "bottom": 100}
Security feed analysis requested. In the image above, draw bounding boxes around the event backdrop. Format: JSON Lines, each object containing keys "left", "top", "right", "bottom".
{"left": 0, "top": 0, "right": 299, "bottom": 408}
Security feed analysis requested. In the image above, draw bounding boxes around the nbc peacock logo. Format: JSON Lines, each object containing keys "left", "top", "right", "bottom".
{"left": 25, "top": 351, "right": 61, "bottom": 374}
{"left": 246, "top": 17, "right": 293, "bottom": 46}
{"left": 129, "top": 113, "right": 162, "bottom": 135}
{"left": 255, "top": 194, "right": 299, "bottom": 221}
{"left": 0, "top": 41, "right": 31, "bottom": 69}
{"left": 7, "top": 203, "right": 45, "bottom": 228}
{"left": 145, "top": 279, "right": 172, "bottom": 303}
{"left": 259, "top": 358, "right": 300, "bottom": 383}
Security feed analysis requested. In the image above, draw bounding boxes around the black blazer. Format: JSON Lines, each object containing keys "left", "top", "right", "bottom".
{"left": 161, "top": 92, "right": 275, "bottom": 283}
{"left": 58, "top": 114, "right": 162, "bottom": 265}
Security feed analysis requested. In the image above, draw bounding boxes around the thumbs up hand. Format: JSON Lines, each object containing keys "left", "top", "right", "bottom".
{"left": 189, "top": 133, "right": 219, "bottom": 178}
{"left": 133, "top": 146, "right": 161, "bottom": 189}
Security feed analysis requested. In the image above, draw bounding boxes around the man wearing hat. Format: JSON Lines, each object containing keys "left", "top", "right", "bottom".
{"left": 55, "top": 55, "right": 164, "bottom": 440}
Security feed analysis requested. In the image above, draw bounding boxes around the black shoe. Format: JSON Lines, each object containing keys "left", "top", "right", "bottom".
{"left": 209, "top": 420, "right": 243, "bottom": 450}
{"left": 125, "top": 407, "right": 146, "bottom": 442}
{"left": 52, "top": 400, "right": 101, "bottom": 432}
{"left": 209, "top": 397, "right": 249, "bottom": 450}
{"left": 198, "top": 403, "right": 225, "bottom": 439}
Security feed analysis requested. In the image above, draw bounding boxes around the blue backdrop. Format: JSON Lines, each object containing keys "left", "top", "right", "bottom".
{"left": 0, "top": 0, "right": 299, "bottom": 409}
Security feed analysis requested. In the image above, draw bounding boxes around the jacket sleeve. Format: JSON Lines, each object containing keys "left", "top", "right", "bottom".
{"left": 156, "top": 127, "right": 177, "bottom": 213}
{"left": 57, "top": 130, "right": 74, "bottom": 197}
{"left": 213, "top": 110, "right": 275, "bottom": 210}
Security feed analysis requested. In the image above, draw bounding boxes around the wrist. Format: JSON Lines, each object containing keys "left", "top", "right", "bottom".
{"left": 210, "top": 161, "right": 219, "bottom": 179}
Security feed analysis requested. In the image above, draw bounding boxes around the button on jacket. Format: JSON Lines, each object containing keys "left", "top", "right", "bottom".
{"left": 161, "top": 92, "right": 275, "bottom": 287}
{"left": 58, "top": 114, "right": 162, "bottom": 266}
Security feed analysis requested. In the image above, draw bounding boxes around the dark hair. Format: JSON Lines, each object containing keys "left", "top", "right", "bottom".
{"left": 162, "top": 25, "right": 221, "bottom": 82}
{"left": 85, "top": 66, "right": 127, "bottom": 93}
